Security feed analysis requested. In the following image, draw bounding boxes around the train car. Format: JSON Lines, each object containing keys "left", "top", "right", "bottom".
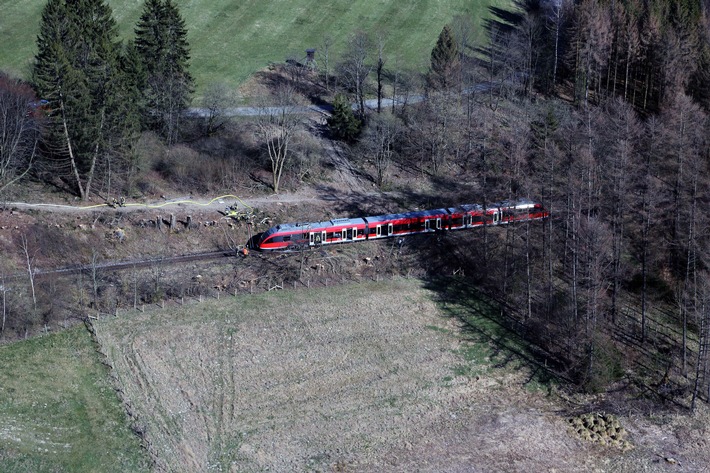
{"left": 254, "top": 198, "right": 548, "bottom": 252}
{"left": 363, "top": 207, "right": 450, "bottom": 240}
{"left": 256, "top": 217, "right": 367, "bottom": 251}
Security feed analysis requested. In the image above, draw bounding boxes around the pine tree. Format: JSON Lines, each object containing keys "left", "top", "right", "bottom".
{"left": 428, "top": 24, "right": 460, "bottom": 91}
{"left": 135, "top": 0, "right": 194, "bottom": 144}
{"left": 32, "top": 0, "right": 132, "bottom": 200}
{"left": 328, "top": 94, "right": 361, "bottom": 142}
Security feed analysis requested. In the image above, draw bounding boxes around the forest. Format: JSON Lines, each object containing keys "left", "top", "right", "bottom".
{"left": 1, "top": 0, "right": 710, "bottom": 408}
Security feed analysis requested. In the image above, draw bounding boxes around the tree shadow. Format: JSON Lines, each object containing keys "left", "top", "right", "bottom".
{"left": 423, "top": 275, "right": 570, "bottom": 386}
{"left": 253, "top": 65, "right": 330, "bottom": 107}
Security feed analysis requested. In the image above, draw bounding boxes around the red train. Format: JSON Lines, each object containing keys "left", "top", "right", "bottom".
{"left": 254, "top": 198, "right": 549, "bottom": 251}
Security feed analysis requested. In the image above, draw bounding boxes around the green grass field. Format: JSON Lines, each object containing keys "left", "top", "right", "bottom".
{"left": 0, "top": 0, "right": 511, "bottom": 96}
{"left": 0, "top": 326, "right": 149, "bottom": 472}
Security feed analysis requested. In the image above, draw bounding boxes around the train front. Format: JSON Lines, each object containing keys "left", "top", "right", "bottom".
{"left": 252, "top": 225, "right": 281, "bottom": 251}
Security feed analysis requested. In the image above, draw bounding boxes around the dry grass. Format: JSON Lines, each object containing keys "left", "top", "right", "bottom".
{"left": 93, "top": 279, "right": 710, "bottom": 472}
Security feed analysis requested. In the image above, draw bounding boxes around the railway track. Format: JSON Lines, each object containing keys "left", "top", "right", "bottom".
{"left": 12, "top": 250, "right": 236, "bottom": 282}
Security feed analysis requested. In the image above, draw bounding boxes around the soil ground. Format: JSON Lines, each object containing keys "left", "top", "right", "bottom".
{"left": 93, "top": 279, "right": 710, "bottom": 473}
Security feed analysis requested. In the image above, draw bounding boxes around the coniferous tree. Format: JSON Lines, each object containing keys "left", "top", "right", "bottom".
{"left": 135, "top": 0, "right": 194, "bottom": 144}
{"left": 428, "top": 24, "right": 460, "bottom": 91}
{"left": 32, "top": 0, "right": 134, "bottom": 200}
{"left": 328, "top": 94, "right": 361, "bottom": 142}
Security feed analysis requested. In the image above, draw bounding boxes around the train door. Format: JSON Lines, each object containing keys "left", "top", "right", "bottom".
{"left": 310, "top": 231, "right": 325, "bottom": 246}
{"left": 376, "top": 225, "right": 382, "bottom": 237}
{"left": 493, "top": 211, "right": 500, "bottom": 224}
{"left": 345, "top": 227, "right": 356, "bottom": 240}
{"left": 464, "top": 215, "right": 472, "bottom": 227}
{"left": 387, "top": 223, "right": 393, "bottom": 236}
{"left": 424, "top": 220, "right": 430, "bottom": 231}
{"left": 436, "top": 218, "right": 441, "bottom": 230}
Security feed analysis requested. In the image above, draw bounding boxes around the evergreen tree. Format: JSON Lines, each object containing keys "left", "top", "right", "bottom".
{"left": 428, "top": 24, "right": 460, "bottom": 91}
{"left": 328, "top": 94, "right": 361, "bottom": 142}
{"left": 135, "top": 0, "right": 194, "bottom": 144}
{"left": 32, "top": 0, "right": 134, "bottom": 200}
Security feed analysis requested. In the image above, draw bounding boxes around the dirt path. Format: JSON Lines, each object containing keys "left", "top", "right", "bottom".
{"left": 2, "top": 189, "right": 326, "bottom": 215}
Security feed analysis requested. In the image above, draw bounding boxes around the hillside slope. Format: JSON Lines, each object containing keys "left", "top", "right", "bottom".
{"left": 0, "top": 0, "right": 510, "bottom": 94}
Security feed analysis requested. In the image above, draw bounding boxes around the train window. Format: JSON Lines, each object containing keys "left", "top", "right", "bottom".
{"left": 436, "top": 218, "right": 441, "bottom": 230}
{"left": 283, "top": 235, "right": 291, "bottom": 242}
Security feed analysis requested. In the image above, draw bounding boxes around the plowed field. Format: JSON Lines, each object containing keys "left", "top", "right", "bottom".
{"left": 93, "top": 279, "right": 710, "bottom": 472}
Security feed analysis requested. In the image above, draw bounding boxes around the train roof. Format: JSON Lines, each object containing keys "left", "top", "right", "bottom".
{"left": 269, "top": 217, "right": 368, "bottom": 233}
{"left": 364, "top": 208, "right": 450, "bottom": 223}
{"left": 490, "top": 198, "right": 537, "bottom": 209}
{"left": 449, "top": 204, "right": 484, "bottom": 213}
{"left": 261, "top": 199, "right": 543, "bottom": 238}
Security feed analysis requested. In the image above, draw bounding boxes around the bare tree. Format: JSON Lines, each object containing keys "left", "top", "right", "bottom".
{"left": 451, "top": 14, "right": 476, "bottom": 64}
{"left": 20, "top": 234, "right": 37, "bottom": 323}
{"left": 320, "top": 34, "right": 334, "bottom": 92}
{"left": 1, "top": 269, "right": 7, "bottom": 337}
{"left": 200, "top": 82, "right": 236, "bottom": 136}
{"left": 405, "top": 97, "right": 460, "bottom": 175}
{"left": 0, "top": 73, "right": 39, "bottom": 195}
{"left": 692, "top": 270, "right": 710, "bottom": 410}
{"left": 511, "top": 12, "right": 544, "bottom": 96}
{"left": 338, "top": 31, "right": 372, "bottom": 119}
{"left": 375, "top": 31, "right": 387, "bottom": 114}
{"left": 255, "top": 85, "right": 303, "bottom": 193}
{"left": 569, "top": 0, "right": 613, "bottom": 106}
{"left": 361, "top": 112, "right": 400, "bottom": 187}
{"left": 545, "top": 0, "right": 571, "bottom": 88}
{"left": 596, "top": 98, "right": 640, "bottom": 323}
{"left": 634, "top": 115, "right": 663, "bottom": 342}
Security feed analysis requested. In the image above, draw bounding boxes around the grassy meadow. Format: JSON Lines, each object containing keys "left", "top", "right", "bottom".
{"left": 0, "top": 0, "right": 511, "bottom": 96}
{"left": 0, "top": 326, "right": 149, "bottom": 472}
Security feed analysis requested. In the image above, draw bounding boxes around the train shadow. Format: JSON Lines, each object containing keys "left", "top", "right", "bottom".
{"left": 311, "top": 184, "right": 483, "bottom": 220}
